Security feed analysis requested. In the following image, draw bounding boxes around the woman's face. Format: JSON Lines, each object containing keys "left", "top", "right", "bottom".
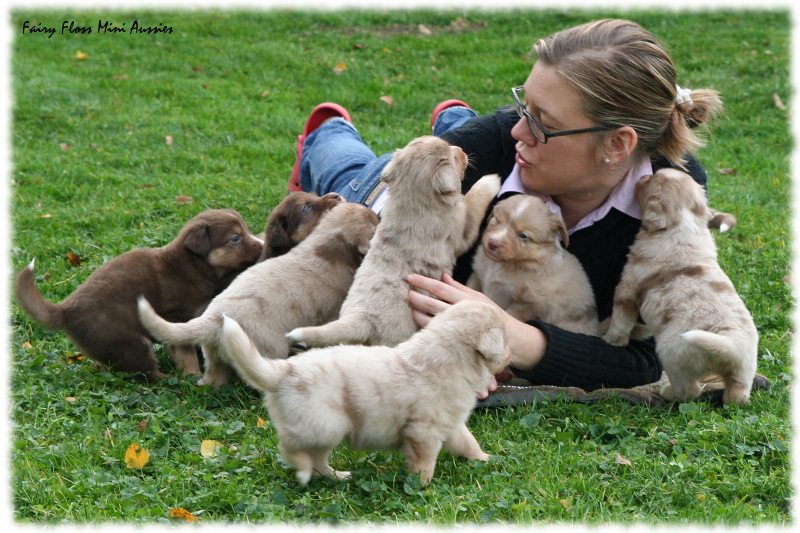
{"left": 511, "top": 61, "right": 614, "bottom": 199}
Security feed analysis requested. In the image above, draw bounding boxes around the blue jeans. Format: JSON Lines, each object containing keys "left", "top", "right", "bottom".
{"left": 298, "top": 106, "right": 477, "bottom": 205}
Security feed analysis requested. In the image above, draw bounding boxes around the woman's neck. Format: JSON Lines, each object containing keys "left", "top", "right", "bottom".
{"left": 554, "top": 165, "right": 632, "bottom": 229}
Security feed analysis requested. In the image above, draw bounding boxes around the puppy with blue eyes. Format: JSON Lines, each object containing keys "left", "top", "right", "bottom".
{"left": 467, "top": 194, "right": 599, "bottom": 335}
{"left": 258, "top": 192, "right": 344, "bottom": 261}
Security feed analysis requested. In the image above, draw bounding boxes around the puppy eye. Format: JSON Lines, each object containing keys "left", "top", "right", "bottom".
{"left": 302, "top": 204, "right": 312, "bottom": 213}
{"left": 230, "top": 234, "right": 242, "bottom": 243}
{"left": 517, "top": 233, "right": 529, "bottom": 240}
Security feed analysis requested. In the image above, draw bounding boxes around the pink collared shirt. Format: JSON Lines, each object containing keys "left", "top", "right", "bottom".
{"left": 498, "top": 157, "right": 652, "bottom": 234}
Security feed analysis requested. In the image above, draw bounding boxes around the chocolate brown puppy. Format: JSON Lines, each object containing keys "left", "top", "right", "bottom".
{"left": 259, "top": 191, "right": 343, "bottom": 261}
{"left": 14, "top": 209, "right": 263, "bottom": 381}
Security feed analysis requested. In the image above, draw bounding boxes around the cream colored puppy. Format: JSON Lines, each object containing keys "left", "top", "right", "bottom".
{"left": 221, "top": 300, "right": 511, "bottom": 486}
{"left": 288, "top": 135, "right": 501, "bottom": 348}
{"left": 602, "top": 169, "right": 758, "bottom": 405}
{"left": 138, "top": 203, "right": 379, "bottom": 387}
{"left": 467, "top": 195, "right": 598, "bottom": 335}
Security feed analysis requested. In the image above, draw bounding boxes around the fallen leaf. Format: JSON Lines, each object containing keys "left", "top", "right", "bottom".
{"left": 124, "top": 442, "right": 150, "bottom": 468}
{"left": 192, "top": 66, "right": 205, "bottom": 72}
{"left": 200, "top": 439, "right": 224, "bottom": 457}
{"left": 256, "top": 416, "right": 267, "bottom": 428}
{"left": 418, "top": 24, "right": 432, "bottom": 35}
{"left": 614, "top": 453, "right": 633, "bottom": 467}
{"left": 260, "top": 90, "right": 271, "bottom": 96}
{"left": 138, "top": 419, "right": 149, "bottom": 434}
{"left": 351, "top": 43, "right": 366, "bottom": 50}
{"left": 783, "top": 275, "right": 792, "bottom": 286}
{"left": 66, "top": 252, "right": 82, "bottom": 267}
{"left": 165, "top": 135, "right": 173, "bottom": 146}
{"left": 380, "top": 95, "right": 395, "bottom": 107}
{"left": 65, "top": 353, "right": 84, "bottom": 364}
{"left": 176, "top": 195, "right": 194, "bottom": 205}
{"left": 333, "top": 62, "right": 348, "bottom": 74}
{"left": 21, "top": 341, "right": 33, "bottom": 350}
{"left": 38, "top": 214, "right": 53, "bottom": 219}
{"left": 112, "top": 74, "right": 128, "bottom": 80}
{"left": 134, "top": 184, "right": 155, "bottom": 190}
{"left": 170, "top": 508, "right": 200, "bottom": 522}
{"left": 559, "top": 498, "right": 572, "bottom": 510}
{"left": 717, "top": 167, "right": 737, "bottom": 175}
{"left": 65, "top": 396, "right": 78, "bottom": 403}
{"left": 75, "top": 50, "right": 89, "bottom": 60}
{"left": 773, "top": 93, "right": 787, "bottom": 110}
{"left": 696, "top": 493, "right": 707, "bottom": 502}
{"left": 59, "top": 143, "right": 71, "bottom": 151}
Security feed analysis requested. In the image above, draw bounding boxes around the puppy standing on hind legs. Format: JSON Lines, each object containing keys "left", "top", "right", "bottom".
{"left": 221, "top": 300, "right": 510, "bottom": 485}
{"left": 602, "top": 168, "right": 758, "bottom": 405}
{"left": 288, "top": 135, "right": 501, "bottom": 348}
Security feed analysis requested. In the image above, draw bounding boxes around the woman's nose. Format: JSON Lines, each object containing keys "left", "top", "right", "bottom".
{"left": 511, "top": 116, "right": 538, "bottom": 146}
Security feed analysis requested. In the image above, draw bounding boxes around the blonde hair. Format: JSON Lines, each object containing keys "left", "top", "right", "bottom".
{"left": 533, "top": 19, "right": 722, "bottom": 168}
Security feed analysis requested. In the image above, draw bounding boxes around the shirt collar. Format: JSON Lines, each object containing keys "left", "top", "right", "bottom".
{"left": 498, "top": 157, "right": 652, "bottom": 234}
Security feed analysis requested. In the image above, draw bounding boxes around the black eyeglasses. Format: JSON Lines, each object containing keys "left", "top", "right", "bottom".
{"left": 511, "top": 86, "right": 620, "bottom": 144}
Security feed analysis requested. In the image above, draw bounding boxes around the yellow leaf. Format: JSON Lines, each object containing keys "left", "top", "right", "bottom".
{"left": 200, "top": 439, "right": 224, "bottom": 457}
{"left": 176, "top": 195, "right": 194, "bottom": 205}
{"left": 379, "top": 95, "right": 395, "bottom": 107}
{"left": 559, "top": 497, "right": 572, "bottom": 510}
{"left": 333, "top": 62, "right": 348, "bottom": 74}
{"left": 124, "top": 442, "right": 150, "bottom": 468}
{"left": 75, "top": 50, "right": 89, "bottom": 60}
{"left": 21, "top": 341, "right": 33, "bottom": 350}
{"left": 170, "top": 508, "right": 200, "bottom": 522}
{"left": 256, "top": 416, "right": 267, "bottom": 428}
{"left": 696, "top": 493, "right": 707, "bottom": 502}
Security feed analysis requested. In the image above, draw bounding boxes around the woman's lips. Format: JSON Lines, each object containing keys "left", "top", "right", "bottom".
{"left": 515, "top": 150, "right": 531, "bottom": 167}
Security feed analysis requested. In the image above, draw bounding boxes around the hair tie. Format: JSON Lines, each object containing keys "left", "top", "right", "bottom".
{"left": 675, "top": 85, "right": 693, "bottom": 109}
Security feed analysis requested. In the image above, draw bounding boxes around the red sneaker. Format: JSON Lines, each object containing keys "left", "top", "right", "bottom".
{"left": 429, "top": 99, "right": 471, "bottom": 132}
{"left": 288, "top": 103, "right": 352, "bottom": 192}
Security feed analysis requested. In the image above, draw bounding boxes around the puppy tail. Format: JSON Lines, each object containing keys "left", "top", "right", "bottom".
{"left": 681, "top": 330, "right": 739, "bottom": 361}
{"left": 220, "top": 314, "right": 287, "bottom": 393}
{"left": 137, "top": 296, "right": 220, "bottom": 345}
{"left": 14, "top": 260, "right": 66, "bottom": 330}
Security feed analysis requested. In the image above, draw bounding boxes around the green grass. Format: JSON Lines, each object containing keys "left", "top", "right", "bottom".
{"left": 8, "top": 8, "right": 792, "bottom": 526}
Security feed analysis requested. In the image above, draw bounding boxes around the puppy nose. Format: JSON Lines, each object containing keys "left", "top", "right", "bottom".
{"left": 487, "top": 239, "right": 499, "bottom": 251}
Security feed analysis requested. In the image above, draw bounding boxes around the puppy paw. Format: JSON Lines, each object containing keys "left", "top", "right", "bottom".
{"left": 474, "top": 173, "right": 502, "bottom": 197}
{"left": 332, "top": 470, "right": 352, "bottom": 481}
{"left": 602, "top": 332, "right": 630, "bottom": 346}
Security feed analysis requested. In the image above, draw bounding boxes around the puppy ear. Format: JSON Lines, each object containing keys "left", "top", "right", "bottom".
{"left": 266, "top": 220, "right": 293, "bottom": 252}
{"left": 641, "top": 201, "right": 669, "bottom": 231}
{"left": 379, "top": 152, "right": 400, "bottom": 184}
{"left": 432, "top": 164, "right": 461, "bottom": 196}
{"left": 183, "top": 223, "right": 211, "bottom": 256}
{"left": 476, "top": 327, "right": 507, "bottom": 368}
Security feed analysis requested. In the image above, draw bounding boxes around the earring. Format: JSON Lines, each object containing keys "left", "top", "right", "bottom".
{"left": 604, "top": 157, "right": 611, "bottom": 164}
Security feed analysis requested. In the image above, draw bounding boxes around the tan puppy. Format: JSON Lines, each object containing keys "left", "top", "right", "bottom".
{"left": 602, "top": 169, "right": 758, "bottom": 405}
{"left": 138, "top": 203, "right": 379, "bottom": 387}
{"left": 467, "top": 195, "right": 599, "bottom": 335}
{"left": 14, "top": 210, "right": 263, "bottom": 381}
{"left": 221, "top": 300, "right": 511, "bottom": 486}
{"left": 258, "top": 191, "right": 343, "bottom": 261}
{"left": 288, "top": 135, "right": 501, "bottom": 348}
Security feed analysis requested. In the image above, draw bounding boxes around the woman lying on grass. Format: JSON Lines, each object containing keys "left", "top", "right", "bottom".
{"left": 287, "top": 18, "right": 723, "bottom": 397}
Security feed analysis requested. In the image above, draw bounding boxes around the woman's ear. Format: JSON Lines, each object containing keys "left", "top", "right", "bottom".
{"left": 604, "top": 126, "right": 638, "bottom": 164}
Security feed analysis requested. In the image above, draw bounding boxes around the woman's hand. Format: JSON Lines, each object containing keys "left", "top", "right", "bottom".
{"left": 407, "top": 272, "right": 548, "bottom": 382}
{"left": 406, "top": 273, "right": 495, "bottom": 328}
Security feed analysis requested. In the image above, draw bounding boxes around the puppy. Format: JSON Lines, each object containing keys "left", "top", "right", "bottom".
{"left": 138, "top": 203, "right": 379, "bottom": 387}
{"left": 602, "top": 169, "right": 758, "bottom": 405}
{"left": 14, "top": 210, "right": 264, "bottom": 381}
{"left": 221, "top": 300, "right": 511, "bottom": 486}
{"left": 467, "top": 195, "right": 599, "bottom": 335}
{"left": 288, "top": 135, "right": 501, "bottom": 348}
{"left": 258, "top": 191, "right": 343, "bottom": 262}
